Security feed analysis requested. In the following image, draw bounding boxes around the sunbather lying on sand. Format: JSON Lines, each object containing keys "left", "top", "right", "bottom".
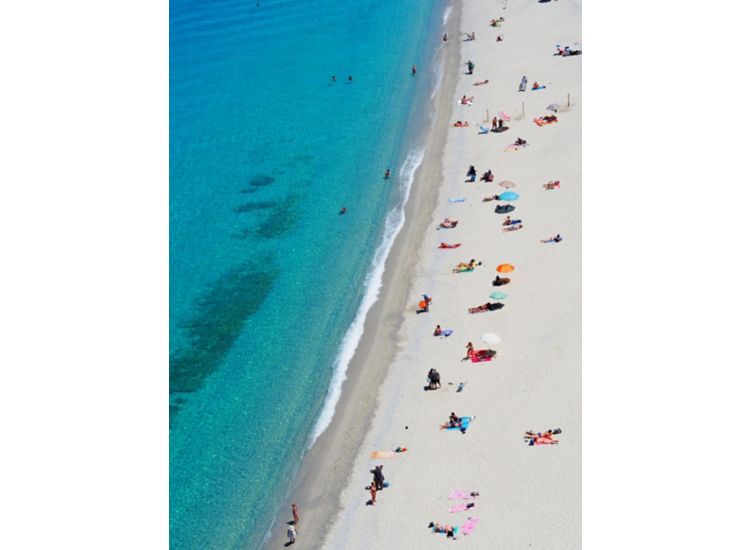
{"left": 438, "top": 218, "right": 459, "bottom": 229}
{"left": 492, "top": 276, "right": 510, "bottom": 286}
{"left": 534, "top": 115, "right": 558, "bottom": 126}
{"left": 439, "top": 242, "right": 461, "bottom": 249}
{"left": 503, "top": 224, "right": 522, "bottom": 232}
{"left": 524, "top": 428, "right": 562, "bottom": 445}
{"left": 468, "top": 302, "right": 504, "bottom": 313}
{"left": 473, "top": 79, "right": 489, "bottom": 86}
{"left": 543, "top": 180, "right": 560, "bottom": 190}
{"left": 453, "top": 259, "right": 481, "bottom": 272}
{"left": 514, "top": 137, "right": 528, "bottom": 146}
{"left": 555, "top": 45, "right": 582, "bottom": 57}
{"left": 464, "top": 32, "right": 475, "bottom": 41}
{"left": 540, "top": 234, "right": 562, "bottom": 243}
{"left": 483, "top": 194, "right": 500, "bottom": 202}
{"left": 428, "top": 522, "right": 458, "bottom": 538}
{"left": 490, "top": 17, "right": 504, "bottom": 27}
{"left": 503, "top": 216, "right": 522, "bottom": 226}
{"left": 453, "top": 121, "right": 470, "bottom": 127}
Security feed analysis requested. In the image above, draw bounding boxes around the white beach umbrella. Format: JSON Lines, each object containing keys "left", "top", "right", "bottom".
{"left": 480, "top": 333, "right": 502, "bottom": 345}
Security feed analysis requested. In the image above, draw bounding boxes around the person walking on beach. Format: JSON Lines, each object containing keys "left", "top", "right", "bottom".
{"left": 369, "top": 482, "right": 378, "bottom": 504}
{"left": 287, "top": 524, "right": 297, "bottom": 545}
{"left": 291, "top": 502, "right": 299, "bottom": 525}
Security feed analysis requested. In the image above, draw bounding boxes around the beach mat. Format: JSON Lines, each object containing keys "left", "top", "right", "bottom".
{"left": 370, "top": 451, "right": 397, "bottom": 459}
{"left": 445, "top": 416, "right": 473, "bottom": 431}
{"left": 461, "top": 517, "right": 479, "bottom": 536}
{"left": 448, "top": 490, "right": 474, "bottom": 500}
{"left": 449, "top": 502, "right": 476, "bottom": 513}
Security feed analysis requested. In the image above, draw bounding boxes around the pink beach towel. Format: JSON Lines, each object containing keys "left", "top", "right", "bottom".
{"left": 449, "top": 503, "right": 474, "bottom": 513}
{"left": 461, "top": 517, "right": 479, "bottom": 536}
{"left": 370, "top": 451, "right": 397, "bottom": 459}
{"left": 448, "top": 490, "right": 474, "bottom": 500}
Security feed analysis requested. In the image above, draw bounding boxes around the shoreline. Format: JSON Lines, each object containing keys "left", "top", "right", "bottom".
{"left": 262, "top": 3, "right": 463, "bottom": 548}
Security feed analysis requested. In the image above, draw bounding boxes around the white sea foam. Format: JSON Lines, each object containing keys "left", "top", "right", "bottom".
{"left": 442, "top": 4, "right": 453, "bottom": 26}
{"left": 431, "top": 59, "right": 444, "bottom": 101}
{"left": 309, "top": 147, "right": 426, "bottom": 446}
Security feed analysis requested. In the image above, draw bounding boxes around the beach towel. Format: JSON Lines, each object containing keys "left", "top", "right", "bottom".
{"left": 461, "top": 517, "right": 479, "bottom": 536}
{"left": 453, "top": 267, "right": 474, "bottom": 273}
{"left": 445, "top": 416, "right": 473, "bottom": 431}
{"left": 449, "top": 502, "right": 476, "bottom": 513}
{"left": 531, "top": 85, "right": 546, "bottom": 91}
{"left": 478, "top": 126, "right": 489, "bottom": 134}
{"left": 504, "top": 144, "right": 520, "bottom": 152}
{"left": 470, "top": 354, "right": 493, "bottom": 363}
{"left": 448, "top": 198, "right": 466, "bottom": 203}
{"left": 370, "top": 451, "right": 397, "bottom": 459}
{"left": 448, "top": 490, "right": 474, "bottom": 500}
{"left": 440, "top": 329, "right": 454, "bottom": 337}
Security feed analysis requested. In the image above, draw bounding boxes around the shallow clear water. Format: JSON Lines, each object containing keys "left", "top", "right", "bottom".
{"left": 170, "top": 0, "right": 442, "bottom": 547}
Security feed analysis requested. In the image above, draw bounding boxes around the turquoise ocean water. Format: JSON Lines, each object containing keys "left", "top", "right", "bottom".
{"left": 170, "top": 0, "right": 446, "bottom": 547}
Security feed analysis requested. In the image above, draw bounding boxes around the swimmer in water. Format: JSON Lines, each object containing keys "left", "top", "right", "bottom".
{"left": 332, "top": 75, "right": 336, "bottom": 82}
{"left": 348, "top": 75, "right": 353, "bottom": 82}
{"left": 411, "top": 65, "right": 417, "bottom": 75}
{"left": 384, "top": 169, "right": 391, "bottom": 179}
{"left": 340, "top": 207, "right": 347, "bottom": 215}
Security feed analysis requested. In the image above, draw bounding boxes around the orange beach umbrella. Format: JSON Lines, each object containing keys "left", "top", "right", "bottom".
{"left": 496, "top": 263, "right": 515, "bottom": 273}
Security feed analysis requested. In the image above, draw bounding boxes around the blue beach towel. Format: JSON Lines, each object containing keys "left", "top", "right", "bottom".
{"left": 445, "top": 416, "right": 473, "bottom": 432}
{"left": 448, "top": 198, "right": 466, "bottom": 203}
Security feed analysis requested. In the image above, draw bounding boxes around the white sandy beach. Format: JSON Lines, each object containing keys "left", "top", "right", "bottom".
{"left": 317, "top": 0, "right": 582, "bottom": 548}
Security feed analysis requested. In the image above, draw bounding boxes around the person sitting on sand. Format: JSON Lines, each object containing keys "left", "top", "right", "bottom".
{"left": 434, "top": 325, "right": 442, "bottom": 337}
{"left": 460, "top": 95, "right": 474, "bottom": 105}
{"left": 417, "top": 294, "right": 432, "bottom": 313}
{"left": 532, "top": 81, "right": 541, "bottom": 90}
{"left": 541, "top": 234, "right": 563, "bottom": 243}
{"left": 465, "top": 342, "right": 474, "bottom": 359}
{"left": 493, "top": 276, "right": 510, "bottom": 286}
{"left": 466, "top": 165, "right": 477, "bottom": 182}
{"left": 427, "top": 368, "right": 441, "bottom": 389}
{"left": 473, "top": 79, "right": 489, "bottom": 86}
{"left": 514, "top": 137, "right": 527, "bottom": 146}
{"left": 480, "top": 169, "right": 494, "bottom": 182}
{"left": 496, "top": 34, "right": 503, "bottom": 42}
{"left": 449, "top": 412, "right": 460, "bottom": 427}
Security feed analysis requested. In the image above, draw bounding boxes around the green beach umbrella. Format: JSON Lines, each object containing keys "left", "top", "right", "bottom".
{"left": 489, "top": 291, "right": 508, "bottom": 300}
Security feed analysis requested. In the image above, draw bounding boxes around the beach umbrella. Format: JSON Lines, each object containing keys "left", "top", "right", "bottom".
{"left": 480, "top": 332, "right": 502, "bottom": 344}
{"left": 489, "top": 291, "right": 508, "bottom": 300}
{"left": 547, "top": 103, "right": 561, "bottom": 112}
{"left": 496, "top": 263, "right": 515, "bottom": 274}
{"left": 498, "top": 180, "right": 515, "bottom": 189}
{"left": 499, "top": 111, "right": 511, "bottom": 122}
{"left": 499, "top": 191, "right": 519, "bottom": 201}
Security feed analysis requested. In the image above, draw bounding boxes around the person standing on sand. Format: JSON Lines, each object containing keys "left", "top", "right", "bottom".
{"left": 369, "top": 482, "right": 377, "bottom": 504}
{"left": 291, "top": 502, "right": 299, "bottom": 525}
{"left": 287, "top": 524, "right": 296, "bottom": 544}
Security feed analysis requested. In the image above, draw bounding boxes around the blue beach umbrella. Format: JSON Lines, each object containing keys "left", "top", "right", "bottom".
{"left": 499, "top": 191, "right": 519, "bottom": 201}
{"left": 489, "top": 291, "right": 508, "bottom": 300}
